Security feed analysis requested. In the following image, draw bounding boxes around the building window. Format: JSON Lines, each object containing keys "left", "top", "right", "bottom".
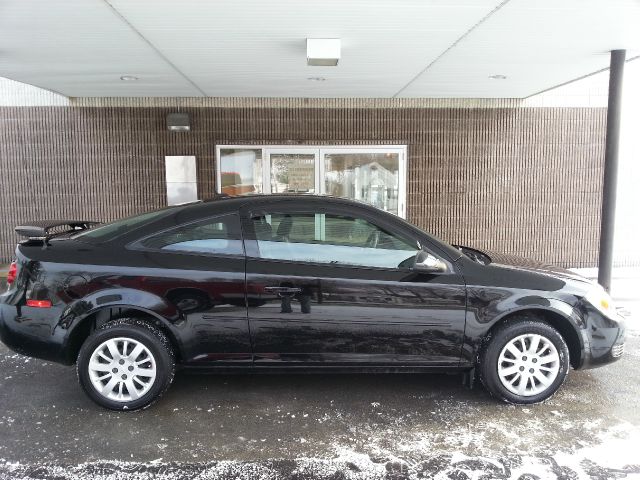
{"left": 216, "top": 145, "right": 406, "bottom": 217}
{"left": 218, "top": 148, "right": 263, "bottom": 195}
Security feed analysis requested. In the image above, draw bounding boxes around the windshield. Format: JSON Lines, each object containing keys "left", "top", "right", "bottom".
{"left": 73, "top": 206, "right": 183, "bottom": 243}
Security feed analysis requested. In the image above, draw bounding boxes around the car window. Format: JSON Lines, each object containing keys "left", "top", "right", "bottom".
{"left": 139, "top": 214, "right": 244, "bottom": 256}
{"left": 73, "top": 208, "right": 178, "bottom": 242}
{"left": 251, "top": 212, "right": 420, "bottom": 269}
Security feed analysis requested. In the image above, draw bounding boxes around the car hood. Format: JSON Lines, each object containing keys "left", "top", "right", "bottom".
{"left": 457, "top": 245, "right": 594, "bottom": 287}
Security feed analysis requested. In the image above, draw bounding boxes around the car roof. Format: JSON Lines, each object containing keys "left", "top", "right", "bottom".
{"left": 203, "top": 193, "right": 356, "bottom": 203}
{"left": 91, "top": 194, "right": 387, "bottom": 243}
{"left": 66, "top": 193, "right": 463, "bottom": 262}
{"left": 197, "top": 193, "right": 377, "bottom": 211}
{"left": 172, "top": 194, "right": 462, "bottom": 260}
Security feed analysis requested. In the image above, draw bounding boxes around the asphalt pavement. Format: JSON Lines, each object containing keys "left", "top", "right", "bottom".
{"left": 0, "top": 272, "right": 638, "bottom": 479}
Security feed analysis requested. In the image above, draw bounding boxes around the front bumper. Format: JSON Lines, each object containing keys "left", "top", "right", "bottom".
{"left": 576, "top": 305, "right": 626, "bottom": 369}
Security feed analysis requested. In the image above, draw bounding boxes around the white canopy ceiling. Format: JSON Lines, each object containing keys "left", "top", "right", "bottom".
{"left": 0, "top": 0, "right": 639, "bottom": 98}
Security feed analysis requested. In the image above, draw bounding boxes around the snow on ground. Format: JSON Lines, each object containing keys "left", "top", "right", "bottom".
{"left": 1, "top": 420, "right": 638, "bottom": 479}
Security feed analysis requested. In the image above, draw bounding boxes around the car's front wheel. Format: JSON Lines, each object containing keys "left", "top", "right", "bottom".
{"left": 77, "top": 318, "right": 175, "bottom": 410}
{"left": 479, "top": 316, "right": 570, "bottom": 404}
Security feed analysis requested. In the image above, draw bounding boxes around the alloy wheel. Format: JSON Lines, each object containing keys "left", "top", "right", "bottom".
{"left": 497, "top": 333, "right": 560, "bottom": 397}
{"left": 87, "top": 337, "right": 157, "bottom": 402}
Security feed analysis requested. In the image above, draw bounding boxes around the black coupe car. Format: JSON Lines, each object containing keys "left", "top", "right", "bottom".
{"left": 0, "top": 195, "right": 625, "bottom": 410}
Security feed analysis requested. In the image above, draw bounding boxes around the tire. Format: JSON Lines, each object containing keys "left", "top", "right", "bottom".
{"left": 479, "top": 316, "right": 570, "bottom": 404}
{"left": 77, "top": 318, "right": 176, "bottom": 411}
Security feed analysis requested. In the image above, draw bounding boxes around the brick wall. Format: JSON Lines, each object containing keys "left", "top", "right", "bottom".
{"left": 0, "top": 104, "right": 606, "bottom": 266}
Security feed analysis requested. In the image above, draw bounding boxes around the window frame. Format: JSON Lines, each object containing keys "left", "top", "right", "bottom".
{"left": 128, "top": 213, "right": 246, "bottom": 259}
{"left": 241, "top": 201, "right": 450, "bottom": 273}
{"left": 216, "top": 144, "right": 407, "bottom": 218}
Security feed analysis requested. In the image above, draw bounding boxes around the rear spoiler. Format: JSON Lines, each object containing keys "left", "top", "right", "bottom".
{"left": 15, "top": 220, "right": 101, "bottom": 244}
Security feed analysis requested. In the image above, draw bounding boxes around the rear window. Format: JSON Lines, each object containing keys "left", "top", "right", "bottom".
{"left": 137, "top": 214, "right": 244, "bottom": 256}
{"left": 73, "top": 207, "right": 182, "bottom": 243}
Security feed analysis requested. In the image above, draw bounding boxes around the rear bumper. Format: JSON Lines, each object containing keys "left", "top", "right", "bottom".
{"left": 0, "top": 301, "right": 71, "bottom": 365}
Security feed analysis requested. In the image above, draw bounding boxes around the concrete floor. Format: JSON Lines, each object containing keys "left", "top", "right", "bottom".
{"left": 0, "top": 274, "right": 638, "bottom": 479}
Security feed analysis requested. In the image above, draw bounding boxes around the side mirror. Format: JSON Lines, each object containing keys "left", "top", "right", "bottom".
{"left": 413, "top": 250, "right": 448, "bottom": 273}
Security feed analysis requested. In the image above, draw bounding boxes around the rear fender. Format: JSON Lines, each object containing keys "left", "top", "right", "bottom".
{"left": 57, "top": 288, "right": 185, "bottom": 361}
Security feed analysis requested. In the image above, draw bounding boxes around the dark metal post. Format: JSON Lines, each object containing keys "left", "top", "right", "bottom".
{"left": 598, "top": 49, "right": 626, "bottom": 292}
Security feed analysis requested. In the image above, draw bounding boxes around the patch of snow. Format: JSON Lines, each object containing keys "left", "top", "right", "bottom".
{"left": 1, "top": 423, "right": 638, "bottom": 480}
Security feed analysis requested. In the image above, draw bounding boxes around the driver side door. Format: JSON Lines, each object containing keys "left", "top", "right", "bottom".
{"left": 243, "top": 201, "right": 467, "bottom": 367}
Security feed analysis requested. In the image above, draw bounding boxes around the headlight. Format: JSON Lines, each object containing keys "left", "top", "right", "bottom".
{"left": 585, "top": 286, "right": 616, "bottom": 317}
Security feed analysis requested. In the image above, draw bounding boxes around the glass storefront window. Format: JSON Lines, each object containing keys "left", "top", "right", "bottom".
{"left": 324, "top": 152, "right": 400, "bottom": 215}
{"left": 216, "top": 146, "right": 406, "bottom": 217}
{"left": 269, "top": 153, "right": 316, "bottom": 193}
{"left": 219, "top": 148, "right": 262, "bottom": 195}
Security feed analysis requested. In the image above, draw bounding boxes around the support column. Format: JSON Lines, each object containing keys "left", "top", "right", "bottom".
{"left": 598, "top": 49, "right": 626, "bottom": 292}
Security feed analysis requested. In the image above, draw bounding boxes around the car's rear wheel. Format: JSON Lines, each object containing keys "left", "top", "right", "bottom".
{"left": 479, "top": 316, "right": 570, "bottom": 404}
{"left": 77, "top": 318, "right": 175, "bottom": 411}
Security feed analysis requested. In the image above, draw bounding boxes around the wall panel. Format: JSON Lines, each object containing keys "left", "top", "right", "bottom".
{"left": 0, "top": 105, "right": 606, "bottom": 267}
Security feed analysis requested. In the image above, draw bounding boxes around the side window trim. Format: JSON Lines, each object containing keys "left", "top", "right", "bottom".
{"left": 128, "top": 213, "right": 246, "bottom": 258}
{"left": 246, "top": 250, "right": 413, "bottom": 273}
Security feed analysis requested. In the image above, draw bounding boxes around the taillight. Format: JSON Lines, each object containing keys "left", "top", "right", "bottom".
{"left": 6, "top": 262, "right": 17, "bottom": 285}
{"left": 26, "top": 299, "right": 52, "bottom": 308}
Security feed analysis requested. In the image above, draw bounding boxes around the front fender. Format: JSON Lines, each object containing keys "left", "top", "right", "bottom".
{"left": 492, "top": 299, "right": 582, "bottom": 328}
{"left": 461, "top": 288, "right": 586, "bottom": 366}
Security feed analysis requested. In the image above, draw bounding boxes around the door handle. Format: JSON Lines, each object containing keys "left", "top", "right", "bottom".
{"left": 264, "top": 286, "right": 302, "bottom": 295}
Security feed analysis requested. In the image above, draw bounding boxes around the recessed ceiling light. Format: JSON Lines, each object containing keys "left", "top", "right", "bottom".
{"left": 120, "top": 75, "right": 139, "bottom": 81}
{"left": 307, "top": 77, "right": 327, "bottom": 82}
{"left": 488, "top": 74, "right": 507, "bottom": 80}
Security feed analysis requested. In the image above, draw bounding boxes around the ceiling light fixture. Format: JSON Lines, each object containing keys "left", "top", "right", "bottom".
{"left": 307, "top": 38, "right": 341, "bottom": 66}
{"left": 307, "top": 77, "right": 327, "bottom": 81}
{"left": 488, "top": 74, "right": 507, "bottom": 80}
{"left": 120, "top": 75, "right": 139, "bottom": 81}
